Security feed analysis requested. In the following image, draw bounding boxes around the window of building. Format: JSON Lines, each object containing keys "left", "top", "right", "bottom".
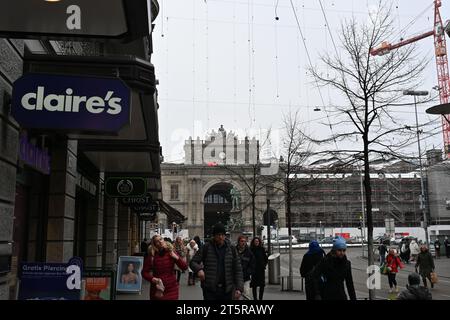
{"left": 170, "top": 184, "right": 179, "bottom": 200}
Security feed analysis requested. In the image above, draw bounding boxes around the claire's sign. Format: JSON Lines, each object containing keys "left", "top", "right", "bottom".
{"left": 12, "top": 74, "right": 130, "bottom": 133}
{"left": 19, "top": 134, "right": 51, "bottom": 175}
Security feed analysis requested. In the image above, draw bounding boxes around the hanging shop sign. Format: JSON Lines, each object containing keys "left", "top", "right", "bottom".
{"left": 19, "top": 134, "right": 51, "bottom": 175}
{"left": 0, "top": 0, "right": 152, "bottom": 42}
{"left": 120, "top": 194, "right": 153, "bottom": 206}
{"left": 131, "top": 201, "right": 160, "bottom": 214}
{"left": 105, "top": 177, "right": 147, "bottom": 198}
{"left": 138, "top": 212, "right": 157, "bottom": 221}
{"left": 11, "top": 74, "right": 131, "bottom": 134}
{"left": 18, "top": 257, "right": 83, "bottom": 300}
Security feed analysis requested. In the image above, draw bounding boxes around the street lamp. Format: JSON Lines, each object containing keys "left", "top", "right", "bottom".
{"left": 403, "top": 90, "right": 430, "bottom": 245}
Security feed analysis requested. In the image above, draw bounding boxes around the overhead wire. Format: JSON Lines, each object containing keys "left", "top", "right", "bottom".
{"left": 289, "top": 0, "right": 338, "bottom": 148}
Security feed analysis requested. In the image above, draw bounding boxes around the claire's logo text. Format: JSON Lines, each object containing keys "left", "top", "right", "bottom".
{"left": 20, "top": 86, "right": 122, "bottom": 115}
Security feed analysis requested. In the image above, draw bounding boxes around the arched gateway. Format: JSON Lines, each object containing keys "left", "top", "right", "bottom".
{"left": 203, "top": 182, "right": 234, "bottom": 238}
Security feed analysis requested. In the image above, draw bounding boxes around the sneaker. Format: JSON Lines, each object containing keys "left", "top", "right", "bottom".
{"left": 389, "top": 289, "right": 393, "bottom": 293}
{"left": 395, "top": 287, "right": 399, "bottom": 293}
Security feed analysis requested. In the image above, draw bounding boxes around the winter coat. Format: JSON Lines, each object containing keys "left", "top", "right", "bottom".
{"left": 190, "top": 239, "right": 244, "bottom": 294}
{"left": 186, "top": 244, "right": 199, "bottom": 273}
{"left": 300, "top": 251, "right": 326, "bottom": 278}
{"left": 386, "top": 254, "right": 404, "bottom": 274}
{"left": 378, "top": 244, "right": 387, "bottom": 257}
{"left": 142, "top": 250, "right": 188, "bottom": 300}
{"left": 250, "top": 246, "right": 268, "bottom": 287}
{"left": 237, "top": 246, "right": 255, "bottom": 282}
{"left": 416, "top": 251, "right": 435, "bottom": 277}
{"left": 397, "top": 285, "right": 432, "bottom": 300}
{"left": 312, "top": 252, "right": 357, "bottom": 300}
{"left": 410, "top": 241, "right": 420, "bottom": 255}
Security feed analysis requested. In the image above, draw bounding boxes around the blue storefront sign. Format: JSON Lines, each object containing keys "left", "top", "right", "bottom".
{"left": 12, "top": 74, "right": 131, "bottom": 133}
{"left": 18, "top": 257, "right": 83, "bottom": 300}
{"left": 19, "top": 134, "right": 51, "bottom": 175}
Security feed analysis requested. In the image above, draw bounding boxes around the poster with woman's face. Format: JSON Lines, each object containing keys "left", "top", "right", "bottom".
{"left": 116, "top": 256, "right": 143, "bottom": 293}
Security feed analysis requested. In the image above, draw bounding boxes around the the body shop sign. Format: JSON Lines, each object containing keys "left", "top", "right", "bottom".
{"left": 12, "top": 74, "right": 130, "bottom": 133}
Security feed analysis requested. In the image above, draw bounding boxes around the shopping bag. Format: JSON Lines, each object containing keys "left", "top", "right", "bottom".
{"left": 380, "top": 264, "right": 388, "bottom": 275}
{"left": 431, "top": 272, "right": 438, "bottom": 284}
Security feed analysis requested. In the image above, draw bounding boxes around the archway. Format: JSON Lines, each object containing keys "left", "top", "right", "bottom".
{"left": 203, "top": 182, "right": 234, "bottom": 239}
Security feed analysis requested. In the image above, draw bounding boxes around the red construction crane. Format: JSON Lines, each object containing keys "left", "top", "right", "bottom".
{"left": 370, "top": 0, "right": 450, "bottom": 157}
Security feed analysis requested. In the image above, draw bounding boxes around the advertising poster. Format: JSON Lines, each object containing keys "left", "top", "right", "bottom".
{"left": 18, "top": 257, "right": 83, "bottom": 300}
{"left": 116, "top": 256, "right": 144, "bottom": 293}
{"left": 82, "top": 269, "right": 115, "bottom": 300}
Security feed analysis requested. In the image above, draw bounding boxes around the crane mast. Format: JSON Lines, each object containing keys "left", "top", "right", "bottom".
{"left": 370, "top": 0, "right": 450, "bottom": 156}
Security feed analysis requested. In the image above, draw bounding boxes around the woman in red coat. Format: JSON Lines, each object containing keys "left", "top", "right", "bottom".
{"left": 385, "top": 248, "right": 404, "bottom": 293}
{"left": 142, "top": 235, "right": 188, "bottom": 300}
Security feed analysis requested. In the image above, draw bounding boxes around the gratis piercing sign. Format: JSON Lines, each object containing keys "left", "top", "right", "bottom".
{"left": 11, "top": 74, "right": 131, "bottom": 134}
{"left": 105, "top": 177, "right": 147, "bottom": 198}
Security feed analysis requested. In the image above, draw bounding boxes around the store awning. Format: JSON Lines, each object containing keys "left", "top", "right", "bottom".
{"left": 158, "top": 200, "right": 186, "bottom": 225}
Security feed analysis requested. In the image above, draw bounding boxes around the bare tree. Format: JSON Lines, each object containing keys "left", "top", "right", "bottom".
{"left": 222, "top": 131, "right": 273, "bottom": 237}
{"left": 309, "top": 1, "right": 431, "bottom": 299}
{"left": 268, "top": 110, "right": 313, "bottom": 290}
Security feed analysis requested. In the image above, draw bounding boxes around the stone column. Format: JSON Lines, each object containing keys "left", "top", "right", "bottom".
{"left": 84, "top": 173, "right": 104, "bottom": 268}
{"left": 0, "top": 38, "right": 23, "bottom": 300}
{"left": 104, "top": 198, "right": 118, "bottom": 269}
{"left": 117, "top": 204, "right": 131, "bottom": 257}
{"left": 46, "top": 139, "right": 77, "bottom": 263}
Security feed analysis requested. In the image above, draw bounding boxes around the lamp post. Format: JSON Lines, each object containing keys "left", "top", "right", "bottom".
{"left": 403, "top": 90, "right": 430, "bottom": 245}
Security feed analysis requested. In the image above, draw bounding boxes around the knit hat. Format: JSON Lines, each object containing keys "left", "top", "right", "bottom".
{"left": 408, "top": 273, "right": 421, "bottom": 286}
{"left": 212, "top": 223, "right": 226, "bottom": 235}
{"left": 332, "top": 237, "right": 347, "bottom": 250}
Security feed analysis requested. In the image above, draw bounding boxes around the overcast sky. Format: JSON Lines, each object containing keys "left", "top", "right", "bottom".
{"left": 152, "top": 0, "right": 449, "bottom": 163}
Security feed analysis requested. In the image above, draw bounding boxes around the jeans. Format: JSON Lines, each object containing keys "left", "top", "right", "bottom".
{"left": 380, "top": 255, "right": 385, "bottom": 266}
{"left": 388, "top": 273, "right": 397, "bottom": 288}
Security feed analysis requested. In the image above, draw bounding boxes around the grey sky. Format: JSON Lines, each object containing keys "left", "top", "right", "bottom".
{"left": 153, "top": 0, "right": 449, "bottom": 163}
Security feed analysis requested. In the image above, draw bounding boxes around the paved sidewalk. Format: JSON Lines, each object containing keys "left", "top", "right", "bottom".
{"left": 116, "top": 271, "right": 304, "bottom": 300}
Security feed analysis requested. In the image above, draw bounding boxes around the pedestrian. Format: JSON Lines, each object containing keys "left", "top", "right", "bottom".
{"left": 385, "top": 248, "right": 404, "bottom": 293}
{"left": 236, "top": 235, "right": 255, "bottom": 299}
{"left": 186, "top": 239, "right": 199, "bottom": 285}
{"left": 300, "top": 240, "right": 326, "bottom": 300}
{"left": 194, "top": 235, "right": 204, "bottom": 251}
{"left": 378, "top": 240, "right": 387, "bottom": 266}
{"left": 397, "top": 272, "right": 432, "bottom": 300}
{"left": 190, "top": 223, "right": 244, "bottom": 300}
{"left": 141, "top": 238, "right": 149, "bottom": 256}
{"left": 410, "top": 240, "right": 420, "bottom": 262}
{"left": 174, "top": 236, "right": 187, "bottom": 283}
{"left": 141, "top": 235, "right": 188, "bottom": 300}
{"left": 444, "top": 236, "right": 450, "bottom": 258}
{"left": 250, "top": 237, "right": 268, "bottom": 300}
{"left": 434, "top": 238, "right": 441, "bottom": 259}
{"left": 312, "top": 237, "right": 356, "bottom": 300}
{"left": 415, "top": 245, "right": 435, "bottom": 289}
{"left": 400, "top": 239, "right": 411, "bottom": 264}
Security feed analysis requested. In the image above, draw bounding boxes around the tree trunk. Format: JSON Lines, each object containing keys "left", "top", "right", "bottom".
{"left": 286, "top": 183, "right": 293, "bottom": 290}
{"left": 252, "top": 193, "right": 256, "bottom": 237}
{"left": 363, "top": 136, "right": 375, "bottom": 300}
